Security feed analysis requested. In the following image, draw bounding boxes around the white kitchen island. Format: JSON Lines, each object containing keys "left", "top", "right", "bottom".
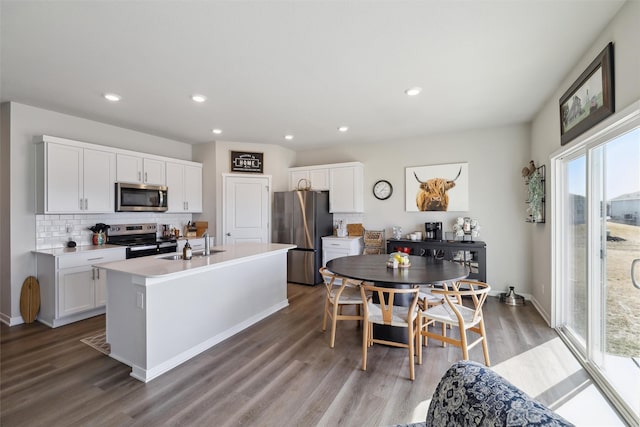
{"left": 96, "top": 243, "right": 295, "bottom": 382}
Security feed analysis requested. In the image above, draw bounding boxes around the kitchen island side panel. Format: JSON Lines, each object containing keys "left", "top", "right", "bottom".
{"left": 105, "top": 250, "right": 289, "bottom": 382}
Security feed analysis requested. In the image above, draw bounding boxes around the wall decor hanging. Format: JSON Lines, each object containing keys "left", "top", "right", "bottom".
{"left": 522, "top": 161, "right": 545, "bottom": 223}
{"left": 405, "top": 162, "right": 469, "bottom": 212}
{"left": 230, "top": 151, "right": 264, "bottom": 173}
{"left": 559, "top": 42, "right": 614, "bottom": 146}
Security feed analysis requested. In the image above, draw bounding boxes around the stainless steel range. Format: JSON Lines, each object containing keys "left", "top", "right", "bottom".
{"left": 108, "top": 223, "right": 177, "bottom": 259}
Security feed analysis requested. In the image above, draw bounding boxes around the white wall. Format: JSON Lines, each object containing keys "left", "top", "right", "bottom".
{"left": 1, "top": 102, "right": 194, "bottom": 324}
{"left": 1, "top": 104, "right": 11, "bottom": 317}
{"left": 192, "top": 142, "right": 217, "bottom": 228}
{"left": 210, "top": 140, "right": 296, "bottom": 240}
{"left": 295, "top": 124, "right": 532, "bottom": 298}
{"left": 530, "top": 0, "right": 640, "bottom": 320}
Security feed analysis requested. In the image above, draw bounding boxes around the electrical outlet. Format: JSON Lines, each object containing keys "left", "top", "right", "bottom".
{"left": 136, "top": 292, "right": 144, "bottom": 309}
{"left": 66, "top": 224, "right": 73, "bottom": 233}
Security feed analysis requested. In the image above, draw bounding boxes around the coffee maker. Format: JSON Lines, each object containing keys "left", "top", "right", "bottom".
{"left": 424, "top": 222, "right": 443, "bottom": 241}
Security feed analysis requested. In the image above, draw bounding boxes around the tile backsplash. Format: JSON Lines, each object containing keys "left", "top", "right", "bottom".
{"left": 332, "top": 213, "right": 365, "bottom": 233}
{"left": 36, "top": 213, "right": 193, "bottom": 250}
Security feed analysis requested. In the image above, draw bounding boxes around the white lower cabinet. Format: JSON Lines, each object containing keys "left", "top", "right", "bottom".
{"left": 36, "top": 247, "right": 125, "bottom": 327}
{"left": 59, "top": 267, "right": 96, "bottom": 317}
{"left": 176, "top": 237, "right": 214, "bottom": 254}
{"left": 322, "top": 236, "right": 364, "bottom": 267}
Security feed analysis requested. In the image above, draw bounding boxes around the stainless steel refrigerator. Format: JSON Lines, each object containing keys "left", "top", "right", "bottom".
{"left": 272, "top": 191, "right": 333, "bottom": 285}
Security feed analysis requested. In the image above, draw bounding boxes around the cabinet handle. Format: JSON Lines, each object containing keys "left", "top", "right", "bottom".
{"left": 85, "top": 199, "right": 88, "bottom": 210}
{"left": 97, "top": 268, "right": 100, "bottom": 280}
{"left": 186, "top": 201, "right": 189, "bottom": 211}
{"left": 92, "top": 268, "right": 95, "bottom": 280}
{"left": 80, "top": 198, "right": 83, "bottom": 210}
{"left": 145, "top": 172, "right": 148, "bottom": 182}
{"left": 138, "top": 171, "right": 142, "bottom": 181}
{"left": 87, "top": 257, "right": 104, "bottom": 261}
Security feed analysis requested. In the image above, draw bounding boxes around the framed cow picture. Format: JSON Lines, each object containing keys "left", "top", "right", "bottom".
{"left": 405, "top": 162, "right": 469, "bottom": 212}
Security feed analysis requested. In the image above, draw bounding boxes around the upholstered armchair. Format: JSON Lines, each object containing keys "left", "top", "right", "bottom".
{"left": 394, "top": 360, "right": 573, "bottom": 427}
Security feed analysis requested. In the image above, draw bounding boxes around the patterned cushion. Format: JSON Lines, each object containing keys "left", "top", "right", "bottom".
{"left": 425, "top": 361, "right": 573, "bottom": 427}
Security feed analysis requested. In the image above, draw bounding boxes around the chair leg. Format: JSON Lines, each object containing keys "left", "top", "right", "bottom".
{"left": 362, "top": 320, "right": 368, "bottom": 371}
{"left": 417, "top": 315, "right": 423, "bottom": 365}
{"left": 441, "top": 322, "right": 446, "bottom": 347}
{"left": 330, "top": 303, "right": 339, "bottom": 348}
{"left": 479, "top": 318, "right": 490, "bottom": 366}
{"left": 322, "top": 298, "right": 329, "bottom": 332}
{"left": 460, "top": 328, "right": 469, "bottom": 361}
{"left": 408, "top": 323, "right": 415, "bottom": 381}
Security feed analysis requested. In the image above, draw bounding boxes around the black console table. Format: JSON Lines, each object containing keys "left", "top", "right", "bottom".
{"left": 386, "top": 239, "right": 486, "bottom": 283}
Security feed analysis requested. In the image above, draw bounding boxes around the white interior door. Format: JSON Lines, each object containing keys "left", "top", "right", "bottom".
{"left": 222, "top": 174, "right": 271, "bottom": 244}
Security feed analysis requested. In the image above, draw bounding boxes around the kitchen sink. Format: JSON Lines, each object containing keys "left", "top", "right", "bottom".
{"left": 159, "top": 249, "right": 225, "bottom": 260}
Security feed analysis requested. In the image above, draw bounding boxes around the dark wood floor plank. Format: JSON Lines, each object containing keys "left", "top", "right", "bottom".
{"left": 1, "top": 283, "right": 585, "bottom": 426}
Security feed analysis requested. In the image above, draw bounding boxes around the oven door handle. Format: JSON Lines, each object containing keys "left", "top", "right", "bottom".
{"left": 129, "top": 244, "right": 159, "bottom": 252}
{"left": 158, "top": 242, "right": 177, "bottom": 249}
{"left": 159, "top": 190, "right": 164, "bottom": 208}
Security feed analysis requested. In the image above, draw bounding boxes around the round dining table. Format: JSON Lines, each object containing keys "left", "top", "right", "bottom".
{"left": 326, "top": 254, "right": 469, "bottom": 286}
{"left": 326, "top": 254, "right": 469, "bottom": 343}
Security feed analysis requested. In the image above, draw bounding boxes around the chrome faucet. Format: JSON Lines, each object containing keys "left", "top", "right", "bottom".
{"left": 203, "top": 230, "right": 210, "bottom": 255}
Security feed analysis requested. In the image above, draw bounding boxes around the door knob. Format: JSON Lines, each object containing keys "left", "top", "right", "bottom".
{"left": 226, "top": 233, "right": 231, "bottom": 236}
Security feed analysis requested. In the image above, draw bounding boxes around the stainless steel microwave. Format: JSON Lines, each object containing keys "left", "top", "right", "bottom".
{"left": 115, "top": 182, "right": 168, "bottom": 212}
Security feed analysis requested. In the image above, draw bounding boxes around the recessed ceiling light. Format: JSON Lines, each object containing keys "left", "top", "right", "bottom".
{"left": 212, "top": 129, "right": 222, "bottom": 135}
{"left": 404, "top": 87, "right": 422, "bottom": 96}
{"left": 191, "top": 94, "right": 207, "bottom": 103}
{"left": 103, "top": 93, "right": 121, "bottom": 102}
{"left": 338, "top": 126, "right": 349, "bottom": 132}
{"left": 284, "top": 135, "right": 294, "bottom": 140}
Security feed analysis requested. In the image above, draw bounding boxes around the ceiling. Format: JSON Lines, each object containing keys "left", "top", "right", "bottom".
{"left": 1, "top": 1, "right": 626, "bottom": 148}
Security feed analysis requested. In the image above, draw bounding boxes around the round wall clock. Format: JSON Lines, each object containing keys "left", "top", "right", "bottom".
{"left": 373, "top": 179, "right": 393, "bottom": 200}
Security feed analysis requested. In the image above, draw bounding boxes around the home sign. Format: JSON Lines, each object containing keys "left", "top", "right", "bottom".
{"left": 230, "top": 151, "right": 264, "bottom": 173}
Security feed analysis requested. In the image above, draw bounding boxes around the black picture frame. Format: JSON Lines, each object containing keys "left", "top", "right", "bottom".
{"left": 559, "top": 42, "right": 614, "bottom": 146}
{"left": 230, "top": 151, "right": 263, "bottom": 173}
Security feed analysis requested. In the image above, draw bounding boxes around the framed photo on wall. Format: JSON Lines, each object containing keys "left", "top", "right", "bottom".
{"left": 405, "top": 162, "right": 469, "bottom": 212}
{"left": 559, "top": 42, "right": 614, "bottom": 146}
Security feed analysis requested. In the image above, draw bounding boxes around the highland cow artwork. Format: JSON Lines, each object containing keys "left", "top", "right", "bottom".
{"left": 405, "top": 163, "right": 469, "bottom": 212}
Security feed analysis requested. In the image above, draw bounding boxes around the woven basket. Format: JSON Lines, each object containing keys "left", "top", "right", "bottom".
{"left": 363, "top": 230, "right": 384, "bottom": 246}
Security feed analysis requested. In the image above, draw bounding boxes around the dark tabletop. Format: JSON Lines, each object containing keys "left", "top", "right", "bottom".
{"left": 326, "top": 254, "right": 469, "bottom": 285}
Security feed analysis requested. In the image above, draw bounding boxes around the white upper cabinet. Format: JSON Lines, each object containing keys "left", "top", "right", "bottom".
{"left": 116, "top": 153, "right": 165, "bottom": 185}
{"left": 83, "top": 148, "right": 116, "bottom": 212}
{"left": 288, "top": 162, "right": 363, "bottom": 212}
{"left": 166, "top": 161, "right": 202, "bottom": 212}
{"left": 288, "top": 167, "right": 329, "bottom": 190}
{"left": 329, "top": 163, "right": 364, "bottom": 213}
{"left": 36, "top": 135, "right": 202, "bottom": 215}
{"left": 38, "top": 141, "right": 115, "bottom": 213}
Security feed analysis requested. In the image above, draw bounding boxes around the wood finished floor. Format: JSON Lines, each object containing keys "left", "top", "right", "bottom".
{"left": 1, "top": 283, "right": 589, "bottom": 426}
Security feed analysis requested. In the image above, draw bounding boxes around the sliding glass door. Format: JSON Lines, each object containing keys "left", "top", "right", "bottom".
{"left": 555, "top": 112, "right": 639, "bottom": 425}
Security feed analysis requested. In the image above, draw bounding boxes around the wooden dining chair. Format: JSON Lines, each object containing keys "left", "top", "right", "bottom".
{"left": 359, "top": 284, "right": 421, "bottom": 380}
{"left": 417, "top": 280, "right": 491, "bottom": 366}
{"left": 319, "top": 267, "right": 365, "bottom": 348}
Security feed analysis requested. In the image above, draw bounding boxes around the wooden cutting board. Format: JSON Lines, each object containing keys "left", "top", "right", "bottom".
{"left": 347, "top": 223, "right": 364, "bottom": 236}
{"left": 20, "top": 276, "right": 40, "bottom": 323}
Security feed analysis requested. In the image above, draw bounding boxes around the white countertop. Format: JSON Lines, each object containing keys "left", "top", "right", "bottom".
{"left": 95, "top": 243, "right": 296, "bottom": 279}
{"left": 33, "top": 244, "right": 125, "bottom": 256}
{"left": 321, "top": 235, "right": 363, "bottom": 240}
